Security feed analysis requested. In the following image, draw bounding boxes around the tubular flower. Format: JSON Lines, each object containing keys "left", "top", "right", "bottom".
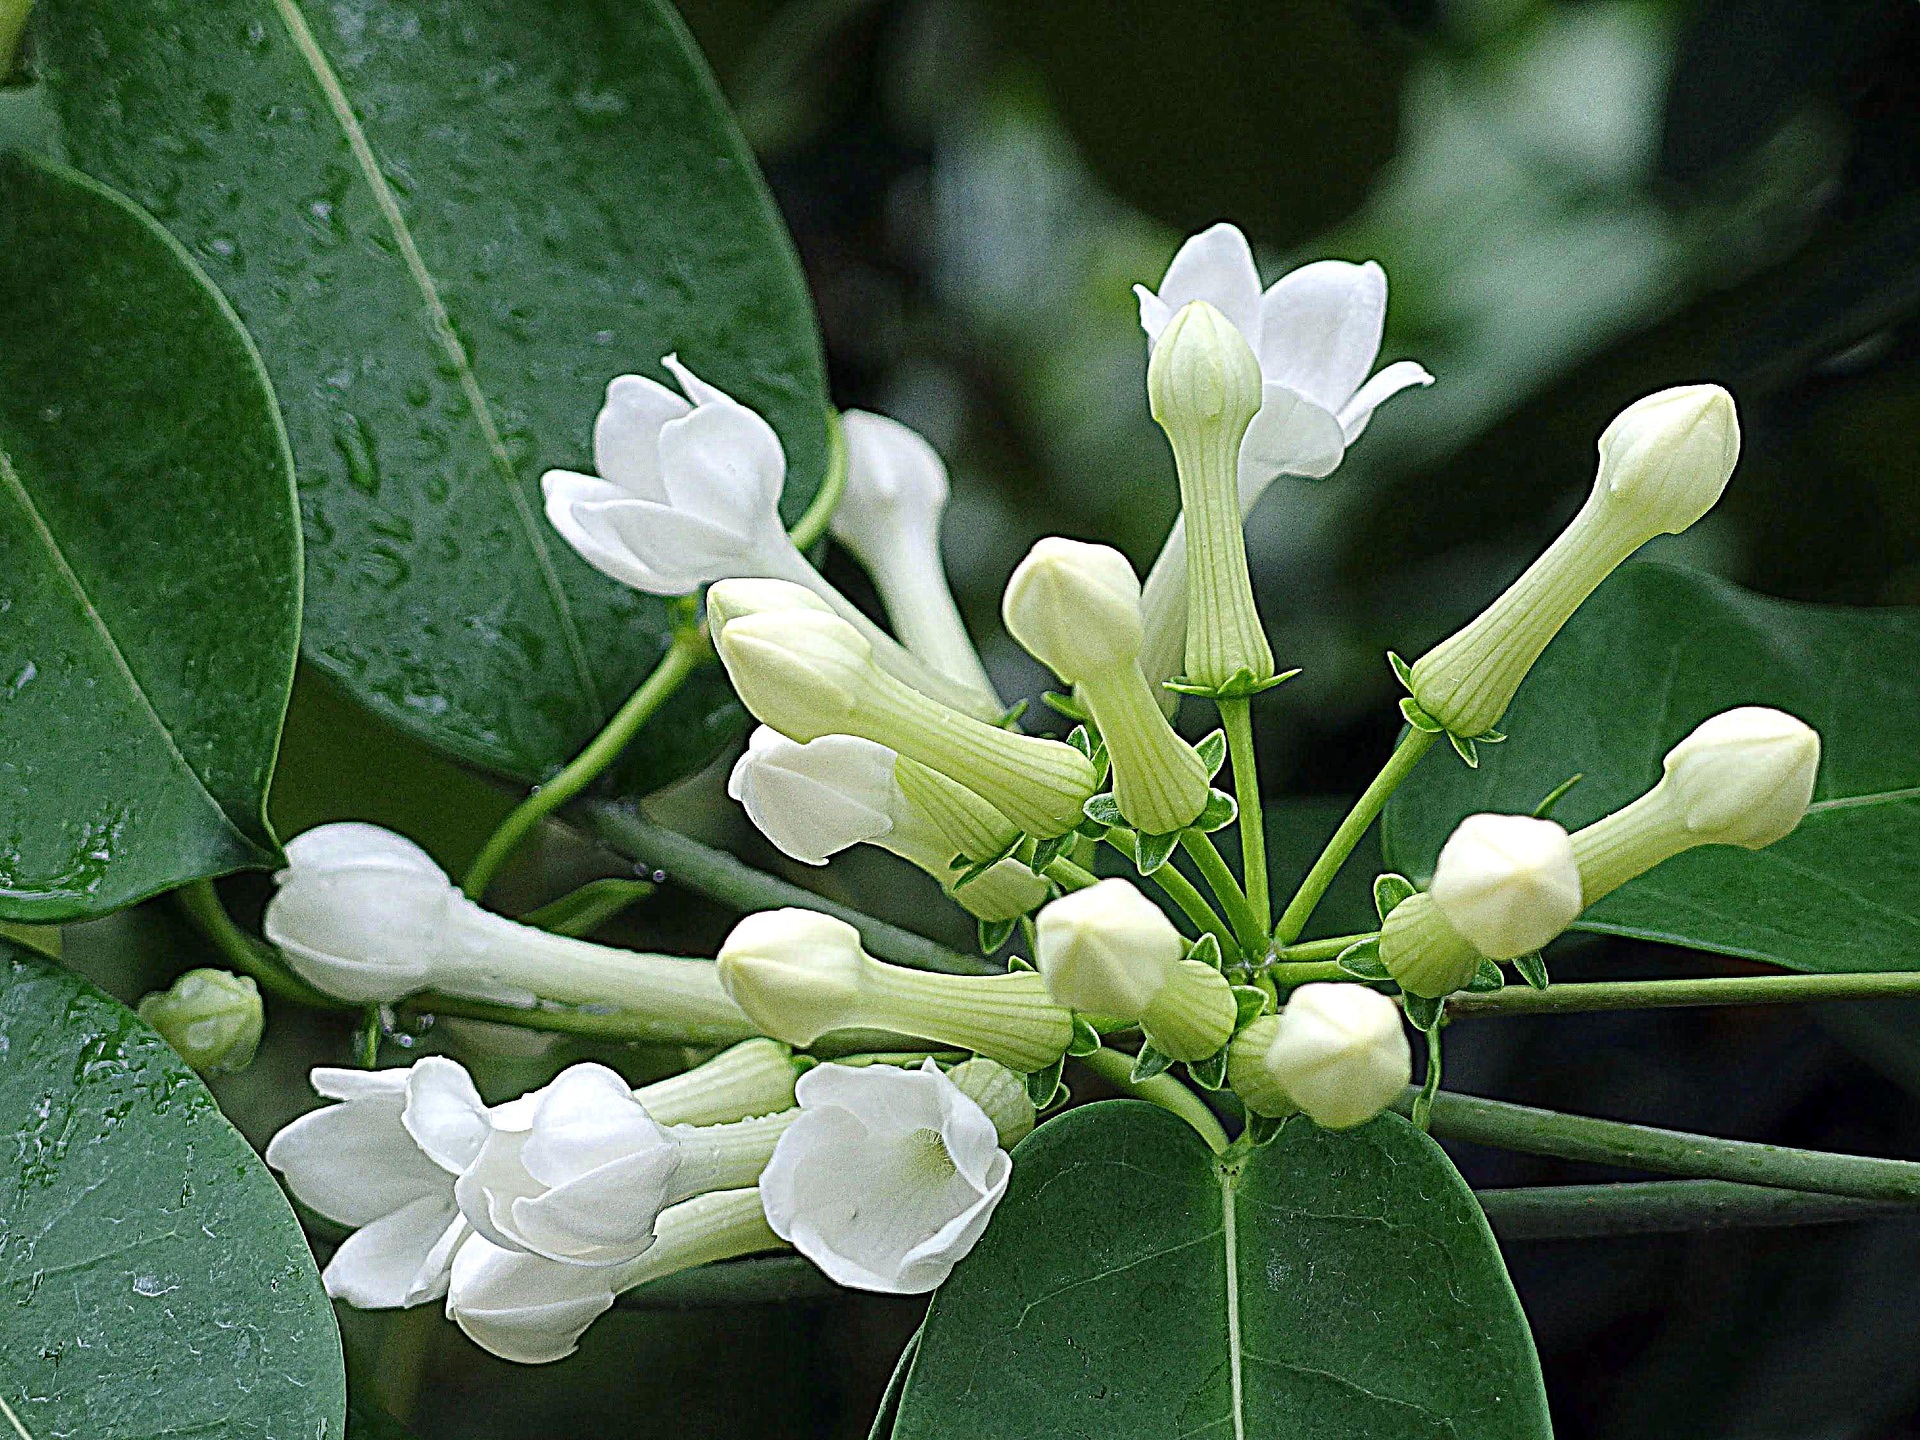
{"left": 757, "top": 1060, "right": 1016, "bottom": 1294}
{"left": 263, "top": 822, "right": 753, "bottom": 1042}
{"left": 1408, "top": 385, "right": 1741, "bottom": 739}
{"left": 1428, "top": 814, "right": 1583, "bottom": 960}
{"left": 1135, "top": 223, "right": 1433, "bottom": 694}
{"left": 1228, "top": 984, "right": 1411, "bottom": 1129}
{"left": 709, "top": 580, "right": 1097, "bottom": 839}
{"left": 1003, "top": 537, "right": 1209, "bottom": 834}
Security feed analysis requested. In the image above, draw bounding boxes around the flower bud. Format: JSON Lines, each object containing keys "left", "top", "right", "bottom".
{"left": 1571, "top": 706, "right": 1819, "bottom": 904}
{"left": 943, "top": 1057, "right": 1037, "bottom": 1148}
{"left": 717, "top": 909, "right": 1072, "bottom": 1073}
{"left": 1003, "top": 539, "right": 1209, "bottom": 834}
{"left": 1148, "top": 301, "right": 1274, "bottom": 693}
{"left": 138, "top": 968, "right": 263, "bottom": 1075}
{"left": 832, "top": 411, "right": 999, "bottom": 703}
{"left": 1226, "top": 1015, "right": 1295, "bottom": 1119}
{"left": 1409, "top": 385, "right": 1739, "bottom": 738}
{"left": 1249, "top": 983, "right": 1410, "bottom": 1129}
{"left": 1034, "top": 878, "right": 1183, "bottom": 1019}
{"left": 705, "top": 576, "right": 832, "bottom": 634}
{"left": 1428, "top": 814, "right": 1583, "bottom": 960}
{"left": 1378, "top": 890, "right": 1482, "bottom": 1000}
{"left": 711, "top": 581, "right": 1097, "bottom": 838}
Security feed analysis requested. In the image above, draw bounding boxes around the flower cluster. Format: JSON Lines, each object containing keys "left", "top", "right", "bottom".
{"left": 262, "top": 219, "right": 1824, "bottom": 1366}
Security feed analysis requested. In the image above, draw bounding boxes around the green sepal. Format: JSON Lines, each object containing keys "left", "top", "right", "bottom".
{"left": 1164, "top": 667, "right": 1301, "bottom": 700}
{"left": 1131, "top": 829, "right": 1180, "bottom": 875}
{"left": 1474, "top": 728, "right": 1506, "bottom": 745}
{"left": 1466, "top": 959, "right": 1506, "bottom": 993}
{"left": 1532, "top": 773, "right": 1584, "bottom": 821}
{"left": 951, "top": 831, "right": 1023, "bottom": 887}
{"left": 1130, "top": 1043, "right": 1174, "bottom": 1082}
{"left": 1387, "top": 650, "right": 1414, "bottom": 691}
{"left": 1373, "top": 873, "right": 1416, "bottom": 921}
{"left": 1076, "top": 815, "right": 1112, "bottom": 841}
{"left": 1186, "top": 1048, "right": 1229, "bottom": 1091}
{"left": 1083, "top": 793, "right": 1125, "bottom": 829}
{"left": 1066, "top": 725, "right": 1111, "bottom": 784}
{"left": 1043, "top": 690, "right": 1089, "bottom": 722}
{"left": 1447, "top": 732, "right": 1480, "bottom": 768}
{"left": 1006, "top": 952, "right": 1037, "bottom": 973}
{"left": 1231, "top": 985, "right": 1272, "bottom": 1029}
{"left": 1192, "top": 789, "right": 1238, "bottom": 833}
{"left": 1039, "top": 1079, "right": 1071, "bottom": 1113}
{"left": 1028, "top": 833, "right": 1075, "bottom": 875}
{"left": 1243, "top": 1111, "right": 1289, "bottom": 1147}
{"left": 977, "top": 917, "right": 1018, "bottom": 956}
{"left": 1399, "top": 696, "right": 1445, "bottom": 733}
{"left": 1025, "top": 1052, "right": 1067, "bottom": 1107}
{"left": 1513, "top": 950, "right": 1550, "bottom": 990}
{"left": 1187, "top": 933, "right": 1224, "bottom": 971}
{"left": 999, "top": 699, "right": 1030, "bottom": 728}
{"left": 1336, "top": 937, "right": 1390, "bottom": 980}
{"left": 1195, "top": 729, "right": 1228, "bottom": 779}
{"left": 1402, "top": 992, "right": 1446, "bottom": 1032}
{"left": 1067, "top": 1016, "right": 1103, "bottom": 1057}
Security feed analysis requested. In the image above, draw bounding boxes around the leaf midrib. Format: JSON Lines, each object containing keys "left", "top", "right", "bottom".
{"left": 1219, "top": 1165, "right": 1247, "bottom": 1440}
{"left": 0, "top": 441, "right": 249, "bottom": 851}
{"left": 267, "top": 0, "right": 605, "bottom": 721}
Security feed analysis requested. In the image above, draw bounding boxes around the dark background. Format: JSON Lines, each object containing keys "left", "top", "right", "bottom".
{"left": 63, "top": 0, "right": 1920, "bottom": 1435}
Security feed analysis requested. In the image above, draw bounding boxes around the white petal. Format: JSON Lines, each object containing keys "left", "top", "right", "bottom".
{"left": 1336, "top": 359, "right": 1434, "bottom": 444}
{"left": 728, "top": 731, "right": 895, "bottom": 865}
{"left": 1240, "top": 382, "right": 1348, "bottom": 486}
{"left": 447, "top": 1237, "right": 616, "bottom": 1365}
{"left": 266, "top": 1094, "right": 446, "bottom": 1228}
{"left": 657, "top": 402, "right": 787, "bottom": 542}
{"left": 1133, "top": 284, "right": 1173, "bottom": 347}
{"left": 1257, "top": 259, "right": 1387, "bottom": 414}
{"left": 1149, "top": 223, "right": 1262, "bottom": 350}
{"left": 592, "top": 374, "right": 685, "bottom": 502}
{"left": 405, "top": 1214, "right": 471, "bottom": 1307}
{"left": 544, "top": 471, "right": 671, "bottom": 592}
{"left": 594, "top": 496, "right": 776, "bottom": 594}
{"left": 661, "top": 353, "right": 737, "bottom": 410}
{"left": 455, "top": 1129, "right": 545, "bottom": 1253}
{"left": 402, "top": 1057, "right": 491, "bottom": 1174}
{"left": 931, "top": 1060, "right": 1005, "bottom": 1192}
{"left": 308, "top": 1065, "right": 408, "bottom": 1103}
{"left": 281, "top": 823, "right": 444, "bottom": 882}
{"left": 321, "top": 1193, "right": 459, "bottom": 1309}
{"left": 508, "top": 1149, "right": 680, "bottom": 1264}
{"left": 894, "top": 1148, "right": 1010, "bottom": 1291}
{"left": 521, "top": 1064, "right": 669, "bottom": 1186}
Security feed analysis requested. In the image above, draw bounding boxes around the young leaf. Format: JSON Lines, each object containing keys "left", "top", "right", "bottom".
{"left": 1230, "top": 986, "right": 1272, "bottom": 1028}
{"left": 1083, "top": 793, "right": 1126, "bottom": 829}
{"left": 1402, "top": 992, "right": 1446, "bottom": 1032}
{"left": 1243, "top": 1110, "right": 1290, "bottom": 1146}
{"left": 1387, "top": 650, "right": 1415, "bottom": 689}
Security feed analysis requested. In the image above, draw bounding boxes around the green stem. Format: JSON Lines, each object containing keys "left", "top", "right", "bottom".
{"left": 1076, "top": 1048, "right": 1229, "bottom": 1155}
{"left": 1043, "top": 856, "right": 1100, "bottom": 892}
{"left": 582, "top": 804, "right": 994, "bottom": 976}
{"left": 1476, "top": 1180, "right": 1920, "bottom": 1241}
{"left": 1179, "top": 831, "right": 1262, "bottom": 955}
{"left": 0, "top": 0, "right": 30, "bottom": 84}
{"left": 464, "top": 629, "right": 707, "bottom": 900}
{"left": 1274, "top": 725, "right": 1436, "bottom": 945}
{"left": 1405, "top": 1088, "right": 1920, "bottom": 1202}
{"left": 787, "top": 407, "right": 848, "bottom": 552}
{"left": 1411, "top": 1024, "right": 1443, "bottom": 1131}
{"left": 1263, "top": 959, "right": 1346, "bottom": 988}
{"left": 1277, "top": 931, "right": 1376, "bottom": 963}
{"left": 1218, "top": 698, "right": 1268, "bottom": 935}
{"left": 1448, "top": 969, "right": 1920, "bottom": 1017}
{"left": 175, "top": 881, "right": 345, "bottom": 1009}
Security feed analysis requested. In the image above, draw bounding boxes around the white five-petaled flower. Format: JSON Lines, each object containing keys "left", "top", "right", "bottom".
{"left": 758, "top": 1060, "right": 1012, "bottom": 1294}
{"left": 265, "top": 1057, "right": 508, "bottom": 1308}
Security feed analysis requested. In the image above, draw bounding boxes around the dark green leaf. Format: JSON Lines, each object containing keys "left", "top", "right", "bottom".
{"left": 1025, "top": 1053, "right": 1066, "bottom": 1107}
{"left": 1261, "top": 798, "right": 1384, "bottom": 940}
{"left": 0, "top": 943, "right": 344, "bottom": 1437}
{"left": 0, "top": 154, "right": 300, "bottom": 922}
{"left": 1384, "top": 565, "right": 1920, "bottom": 974}
{"left": 41, "top": 0, "right": 830, "bottom": 792}
{"left": 896, "top": 1102, "right": 1549, "bottom": 1439}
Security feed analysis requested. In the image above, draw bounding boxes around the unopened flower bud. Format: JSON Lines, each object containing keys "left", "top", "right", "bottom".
{"left": 1238, "top": 983, "right": 1410, "bottom": 1129}
{"left": 1409, "top": 385, "right": 1739, "bottom": 738}
{"left": 138, "top": 968, "right": 263, "bottom": 1075}
{"left": 717, "top": 909, "right": 1072, "bottom": 1073}
{"left": 943, "top": 1057, "right": 1037, "bottom": 1148}
{"left": 1571, "top": 706, "right": 1819, "bottom": 904}
{"left": 1034, "top": 879, "right": 1184, "bottom": 1019}
{"left": 832, "top": 411, "right": 1000, "bottom": 705}
{"left": 1148, "top": 301, "right": 1274, "bottom": 693}
{"left": 711, "top": 581, "right": 1096, "bottom": 838}
{"left": 1004, "top": 539, "right": 1209, "bottom": 834}
{"left": 1428, "top": 814, "right": 1583, "bottom": 960}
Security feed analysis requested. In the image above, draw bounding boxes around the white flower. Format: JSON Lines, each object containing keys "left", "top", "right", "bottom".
{"left": 264, "top": 1057, "right": 495, "bottom": 1308}
{"left": 1259, "top": 984, "right": 1411, "bottom": 1130}
{"left": 758, "top": 1060, "right": 1012, "bottom": 1294}
{"left": 1033, "top": 878, "right": 1183, "bottom": 1019}
{"left": 1429, "top": 814, "right": 1584, "bottom": 959}
{"left": 832, "top": 411, "right": 998, "bottom": 701}
{"left": 454, "top": 1061, "right": 791, "bottom": 1266}
{"left": 263, "top": 823, "right": 752, "bottom": 1041}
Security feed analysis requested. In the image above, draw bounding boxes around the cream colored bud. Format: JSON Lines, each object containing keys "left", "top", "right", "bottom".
{"left": 943, "top": 1057, "right": 1037, "bottom": 1148}
{"left": 1226, "top": 1015, "right": 1296, "bottom": 1119}
{"left": 1260, "top": 983, "right": 1411, "bottom": 1130}
{"left": 1429, "top": 814, "right": 1583, "bottom": 960}
{"left": 1148, "top": 301, "right": 1274, "bottom": 692}
{"left": 705, "top": 576, "right": 833, "bottom": 635}
{"left": 1034, "top": 879, "right": 1184, "bottom": 1019}
{"left": 1409, "top": 385, "right": 1740, "bottom": 738}
{"left": 1571, "top": 707, "right": 1820, "bottom": 905}
{"left": 715, "top": 909, "right": 868, "bottom": 1046}
{"left": 138, "top": 969, "right": 263, "bottom": 1075}
{"left": 1379, "top": 891, "right": 1483, "bottom": 1000}
{"left": 1139, "top": 958, "right": 1238, "bottom": 1062}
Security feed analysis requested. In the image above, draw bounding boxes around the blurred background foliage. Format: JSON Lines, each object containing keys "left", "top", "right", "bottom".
{"left": 56, "top": 0, "right": 1920, "bottom": 1434}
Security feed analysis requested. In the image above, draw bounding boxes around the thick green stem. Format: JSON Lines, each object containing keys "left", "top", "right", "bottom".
{"left": 583, "top": 804, "right": 993, "bottom": 976}
{"left": 1448, "top": 969, "right": 1920, "bottom": 1017}
{"left": 1476, "top": 1180, "right": 1920, "bottom": 1240}
{"left": 786, "top": 409, "right": 849, "bottom": 553}
{"left": 465, "top": 629, "right": 707, "bottom": 900}
{"left": 1276, "top": 931, "right": 1377, "bottom": 963}
{"left": 1179, "top": 831, "right": 1262, "bottom": 955}
{"left": 1263, "top": 959, "right": 1346, "bottom": 988}
{"left": 1405, "top": 1088, "right": 1920, "bottom": 1202}
{"left": 175, "top": 881, "right": 345, "bottom": 1009}
{"left": 1218, "top": 698, "right": 1269, "bottom": 936}
{"left": 1076, "top": 1048, "right": 1229, "bottom": 1154}
{"left": 1274, "top": 726, "right": 1436, "bottom": 944}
